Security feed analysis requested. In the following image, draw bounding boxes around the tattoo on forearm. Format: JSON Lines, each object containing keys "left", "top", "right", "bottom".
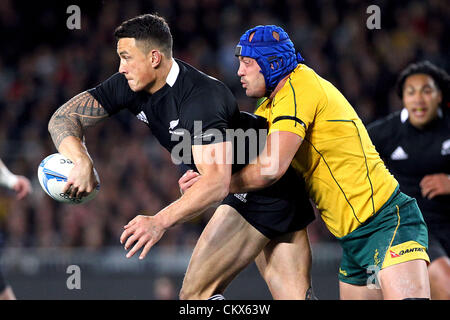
{"left": 48, "top": 91, "right": 108, "bottom": 148}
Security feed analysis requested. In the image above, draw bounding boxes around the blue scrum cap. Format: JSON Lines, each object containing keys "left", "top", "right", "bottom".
{"left": 235, "top": 25, "right": 304, "bottom": 92}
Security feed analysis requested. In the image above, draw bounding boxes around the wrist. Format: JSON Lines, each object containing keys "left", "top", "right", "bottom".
{"left": 154, "top": 211, "right": 173, "bottom": 230}
{"left": 59, "top": 136, "right": 93, "bottom": 167}
{"left": 0, "top": 167, "right": 18, "bottom": 190}
{"left": 72, "top": 153, "right": 93, "bottom": 168}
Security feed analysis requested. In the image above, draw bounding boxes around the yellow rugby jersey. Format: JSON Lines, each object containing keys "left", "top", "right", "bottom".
{"left": 255, "top": 64, "right": 398, "bottom": 238}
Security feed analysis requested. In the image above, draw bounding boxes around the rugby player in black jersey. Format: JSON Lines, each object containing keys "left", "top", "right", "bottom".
{"left": 48, "top": 14, "right": 315, "bottom": 300}
{"left": 368, "top": 61, "right": 450, "bottom": 299}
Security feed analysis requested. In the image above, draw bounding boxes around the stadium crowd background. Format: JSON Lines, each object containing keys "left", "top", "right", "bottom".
{"left": 0, "top": 0, "right": 448, "bottom": 267}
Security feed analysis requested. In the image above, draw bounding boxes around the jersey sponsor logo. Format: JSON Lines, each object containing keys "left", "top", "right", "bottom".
{"left": 382, "top": 241, "right": 429, "bottom": 269}
{"left": 390, "top": 146, "right": 408, "bottom": 160}
{"left": 390, "top": 247, "right": 425, "bottom": 258}
{"left": 441, "top": 139, "right": 450, "bottom": 156}
{"left": 389, "top": 250, "right": 400, "bottom": 258}
{"left": 136, "top": 111, "right": 149, "bottom": 124}
{"left": 398, "top": 247, "right": 425, "bottom": 255}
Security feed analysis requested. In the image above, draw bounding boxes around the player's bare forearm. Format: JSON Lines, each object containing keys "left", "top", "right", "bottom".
{"left": 158, "top": 174, "right": 229, "bottom": 228}
{"left": 230, "top": 131, "right": 303, "bottom": 193}
{"left": 48, "top": 91, "right": 108, "bottom": 150}
{"left": 159, "top": 141, "right": 232, "bottom": 227}
{"left": 48, "top": 91, "right": 107, "bottom": 197}
{"left": 48, "top": 91, "right": 108, "bottom": 166}
{"left": 121, "top": 173, "right": 229, "bottom": 259}
{"left": 121, "top": 142, "right": 232, "bottom": 260}
{"left": 0, "top": 159, "right": 18, "bottom": 189}
{"left": 157, "top": 140, "right": 233, "bottom": 228}
{"left": 230, "top": 163, "right": 276, "bottom": 193}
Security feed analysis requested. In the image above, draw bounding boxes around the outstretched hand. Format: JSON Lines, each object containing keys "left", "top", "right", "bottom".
{"left": 120, "top": 215, "right": 167, "bottom": 260}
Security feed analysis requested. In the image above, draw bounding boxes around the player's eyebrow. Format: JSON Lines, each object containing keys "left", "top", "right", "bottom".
{"left": 420, "top": 85, "right": 433, "bottom": 91}
{"left": 406, "top": 83, "right": 434, "bottom": 91}
{"left": 118, "top": 50, "right": 129, "bottom": 56}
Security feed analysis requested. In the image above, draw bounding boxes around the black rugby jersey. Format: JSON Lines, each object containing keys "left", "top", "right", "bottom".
{"left": 88, "top": 59, "right": 266, "bottom": 171}
{"left": 367, "top": 109, "right": 450, "bottom": 217}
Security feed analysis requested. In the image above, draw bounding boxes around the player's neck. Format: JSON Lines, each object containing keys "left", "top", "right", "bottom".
{"left": 269, "top": 74, "right": 290, "bottom": 99}
{"left": 147, "top": 58, "right": 174, "bottom": 95}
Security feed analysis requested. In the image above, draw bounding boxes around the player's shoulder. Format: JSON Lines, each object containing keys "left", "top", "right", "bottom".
{"left": 276, "top": 64, "right": 325, "bottom": 100}
{"left": 290, "top": 64, "right": 324, "bottom": 86}
{"left": 367, "top": 110, "right": 402, "bottom": 132}
{"left": 442, "top": 110, "right": 450, "bottom": 128}
{"left": 175, "top": 59, "right": 236, "bottom": 110}
{"left": 176, "top": 59, "right": 230, "bottom": 95}
{"left": 174, "top": 60, "right": 237, "bottom": 121}
{"left": 100, "top": 71, "right": 130, "bottom": 88}
{"left": 89, "top": 71, "right": 145, "bottom": 114}
{"left": 96, "top": 71, "right": 143, "bottom": 100}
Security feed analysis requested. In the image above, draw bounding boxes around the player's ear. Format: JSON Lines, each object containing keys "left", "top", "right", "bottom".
{"left": 436, "top": 89, "right": 442, "bottom": 104}
{"left": 150, "top": 50, "right": 162, "bottom": 68}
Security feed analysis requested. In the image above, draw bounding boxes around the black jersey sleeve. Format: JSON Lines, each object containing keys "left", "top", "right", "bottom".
{"left": 180, "top": 83, "right": 239, "bottom": 145}
{"left": 87, "top": 72, "right": 139, "bottom": 115}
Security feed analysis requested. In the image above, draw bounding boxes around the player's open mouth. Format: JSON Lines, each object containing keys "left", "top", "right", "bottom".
{"left": 411, "top": 107, "right": 427, "bottom": 118}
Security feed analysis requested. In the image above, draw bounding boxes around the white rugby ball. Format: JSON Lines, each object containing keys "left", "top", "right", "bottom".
{"left": 37, "top": 153, "right": 100, "bottom": 204}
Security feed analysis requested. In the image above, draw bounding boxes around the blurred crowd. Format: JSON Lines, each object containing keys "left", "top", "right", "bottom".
{"left": 0, "top": 0, "right": 448, "bottom": 252}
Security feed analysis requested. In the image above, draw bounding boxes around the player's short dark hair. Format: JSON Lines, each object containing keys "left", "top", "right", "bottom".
{"left": 114, "top": 13, "right": 173, "bottom": 57}
{"left": 396, "top": 61, "right": 450, "bottom": 109}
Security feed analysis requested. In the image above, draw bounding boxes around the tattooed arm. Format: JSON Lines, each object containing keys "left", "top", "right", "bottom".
{"left": 49, "top": 91, "right": 108, "bottom": 147}
{"left": 48, "top": 91, "right": 109, "bottom": 198}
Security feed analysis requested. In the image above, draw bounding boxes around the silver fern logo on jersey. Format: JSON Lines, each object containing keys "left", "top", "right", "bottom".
{"left": 441, "top": 139, "right": 450, "bottom": 156}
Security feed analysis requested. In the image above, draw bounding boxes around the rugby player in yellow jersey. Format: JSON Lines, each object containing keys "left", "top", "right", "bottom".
{"left": 229, "top": 25, "right": 431, "bottom": 299}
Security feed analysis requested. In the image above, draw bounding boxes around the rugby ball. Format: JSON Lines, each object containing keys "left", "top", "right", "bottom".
{"left": 37, "top": 153, "right": 100, "bottom": 204}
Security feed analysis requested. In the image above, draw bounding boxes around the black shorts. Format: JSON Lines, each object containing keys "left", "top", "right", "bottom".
{"left": 222, "top": 167, "right": 315, "bottom": 239}
{"left": 0, "top": 236, "right": 6, "bottom": 292}
{"left": 425, "top": 212, "right": 450, "bottom": 261}
{"left": 428, "top": 233, "right": 448, "bottom": 261}
{"left": 0, "top": 268, "right": 6, "bottom": 293}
